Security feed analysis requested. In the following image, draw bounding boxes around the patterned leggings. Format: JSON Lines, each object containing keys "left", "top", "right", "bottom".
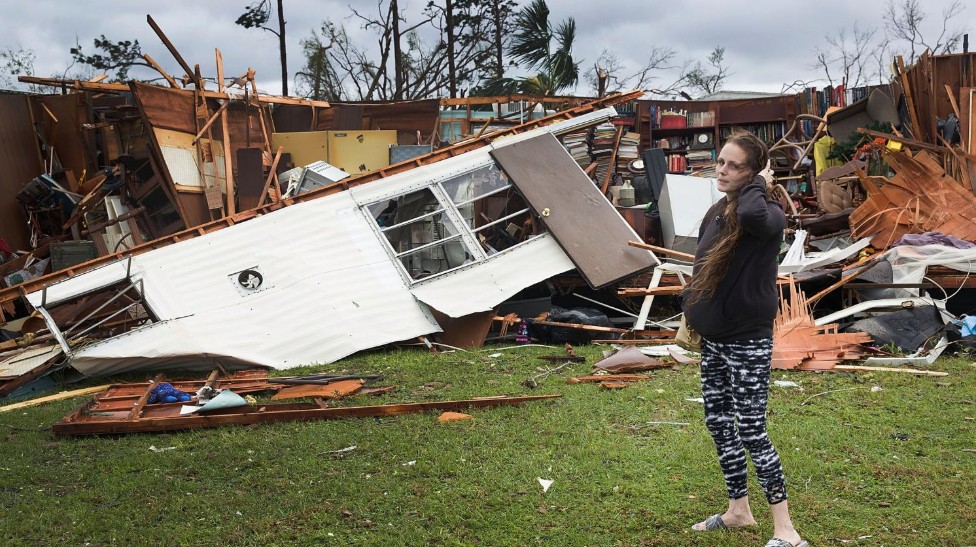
{"left": 700, "top": 337, "right": 787, "bottom": 504}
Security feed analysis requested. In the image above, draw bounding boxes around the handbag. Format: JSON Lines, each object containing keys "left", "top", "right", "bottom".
{"left": 675, "top": 314, "right": 702, "bottom": 352}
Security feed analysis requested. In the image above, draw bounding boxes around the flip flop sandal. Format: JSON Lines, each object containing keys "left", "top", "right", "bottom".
{"left": 765, "top": 538, "right": 808, "bottom": 547}
{"left": 691, "top": 513, "right": 728, "bottom": 531}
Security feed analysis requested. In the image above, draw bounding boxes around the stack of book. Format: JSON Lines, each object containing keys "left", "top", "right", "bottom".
{"left": 590, "top": 122, "right": 617, "bottom": 182}
{"left": 616, "top": 131, "right": 641, "bottom": 175}
{"left": 561, "top": 129, "right": 591, "bottom": 168}
{"left": 687, "top": 149, "right": 716, "bottom": 172}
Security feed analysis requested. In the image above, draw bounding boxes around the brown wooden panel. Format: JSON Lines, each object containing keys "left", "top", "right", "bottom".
{"left": 132, "top": 82, "right": 196, "bottom": 133}
{"left": 235, "top": 147, "right": 265, "bottom": 211}
{"left": 490, "top": 133, "right": 656, "bottom": 288}
{"left": 0, "top": 93, "right": 43, "bottom": 250}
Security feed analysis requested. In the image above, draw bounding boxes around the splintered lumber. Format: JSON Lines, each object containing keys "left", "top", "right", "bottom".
{"left": 52, "top": 394, "right": 561, "bottom": 436}
{"left": 849, "top": 149, "right": 976, "bottom": 248}
{"left": 773, "top": 277, "right": 871, "bottom": 370}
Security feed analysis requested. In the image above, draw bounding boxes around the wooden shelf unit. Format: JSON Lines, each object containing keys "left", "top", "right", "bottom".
{"left": 637, "top": 95, "right": 797, "bottom": 174}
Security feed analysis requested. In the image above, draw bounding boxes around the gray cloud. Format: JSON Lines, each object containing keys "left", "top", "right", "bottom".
{"left": 1, "top": 0, "right": 968, "bottom": 96}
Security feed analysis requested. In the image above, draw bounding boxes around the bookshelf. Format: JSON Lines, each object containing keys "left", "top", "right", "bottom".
{"left": 637, "top": 95, "right": 797, "bottom": 174}
{"left": 638, "top": 101, "right": 717, "bottom": 174}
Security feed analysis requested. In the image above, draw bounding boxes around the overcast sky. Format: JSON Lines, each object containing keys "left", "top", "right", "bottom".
{"left": 1, "top": 0, "right": 970, "bottom": 98}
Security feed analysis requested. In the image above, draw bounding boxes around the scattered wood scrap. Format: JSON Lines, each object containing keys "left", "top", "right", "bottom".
{"left": 773, "top": 277, "right": 872, "bottom": 370}
{"left": 849, "top": 149, "right": 976, "bottom": 248}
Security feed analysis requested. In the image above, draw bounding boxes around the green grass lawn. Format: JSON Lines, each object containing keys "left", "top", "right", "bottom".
{"left": 1, "top": 344, "right": 975, "bottom": 546}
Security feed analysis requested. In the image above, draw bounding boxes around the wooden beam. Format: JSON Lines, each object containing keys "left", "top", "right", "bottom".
{"left": 856, "top": 127, "right": 943, "bottom": 153}
{"left": 215, "top": 49, "right": 225, "bottom": 93}
{"left": 896, "top": 56, "right": 922, "bottom": 140}
{"left": 17, "top": 76, "right": 331, "bottom": 108}
{"left": 220, "top": 106, "right": 236, "bottom": 215}
{"left": 146, "top": 14, "right": 196, "bottom": 86}
{"left": 142, "top": 54, "right": 179, "bottom": 88}
{"left": 618, "top": 286, "right": 683, "bottom": 297}
{"left": 439, "top": 94, "right": 595, "bottom": 106}
{"left": 833, "top": 365, "right": 948, "bottom": 376}
{"left": 627, "top": 240, "right": 692, "bottom": 261}
{"left": 600, "top": 125, "right": 624, "bottom": 194}
{"left": 0, "top": 385, "right": 113, "bottom": 413}
{"left": 258, "top": 146, "right": 285, "bottom": 206}
{"left": 191, "top": 100, "right": 231, "bottom": 144}
{"left": 127, "top": 374, "right": 164, "bottom": 421}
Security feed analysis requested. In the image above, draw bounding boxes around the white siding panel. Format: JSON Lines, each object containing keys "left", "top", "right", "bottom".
{"left": 410, "top": 234, "right": 573, "bottom": 317}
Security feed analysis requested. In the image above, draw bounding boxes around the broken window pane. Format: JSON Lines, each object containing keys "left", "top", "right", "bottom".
{"left": 366, "top": 187, "right": 475, "bottom": 280}
{"left": 396, "top": 236, "right": 475, "bottom": 280}
{"left": 439, "top": 164, "right": 545, "bottom": 256}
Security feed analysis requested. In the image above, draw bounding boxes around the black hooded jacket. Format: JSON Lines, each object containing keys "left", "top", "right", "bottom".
{"left": 681, "top": 175, "right": 786, "bottom": 342}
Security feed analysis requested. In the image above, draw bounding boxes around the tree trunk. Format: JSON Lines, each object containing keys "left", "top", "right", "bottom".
{"left": 277, "top": 0, "right": 288, "bottom": 96}
{"left": 446, "top": 0, "right": 457, "bottom": 98}
{"left": 391, "top": 0, "right": 404, "bottom": 100}
{"left": 491, "top": 0, "right": 504, "bottom": 78}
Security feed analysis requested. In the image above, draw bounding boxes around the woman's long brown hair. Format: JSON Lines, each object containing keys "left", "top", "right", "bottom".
{"left": 685, "top": 130, "right": 769, "bottom": 304}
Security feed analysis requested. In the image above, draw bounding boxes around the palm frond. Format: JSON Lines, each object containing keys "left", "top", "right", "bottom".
{"left": 509, "top": 0, "right": 552, "bottom": 69}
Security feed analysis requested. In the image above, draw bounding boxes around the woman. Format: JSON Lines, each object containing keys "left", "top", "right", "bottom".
{"left": 682, "top": 130, "right": 805, "bottom": 547}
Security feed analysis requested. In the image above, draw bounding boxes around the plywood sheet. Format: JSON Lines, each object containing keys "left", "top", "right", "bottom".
{"left": 490, "top": 132, "right": 656, "bottom": 288}
{"left": 271, "top": 131, "right": 328, "bottom": 167}
{"left": 327, "top": 130, "right": 397, "bottom": 175}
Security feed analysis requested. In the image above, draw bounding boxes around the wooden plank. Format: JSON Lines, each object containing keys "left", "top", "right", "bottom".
{"left": 191, "top": 100, "right": 230, "bottom": 144}
{"left": 142, "top": 54, "right": 179, "bottom": 88}
{"left": 567, "top": 374, "right": 649, "bottom": 383}
{"left": 897, "top": 56, "right": 922, "bottom": 140}
{"left": 833, "top": 365, "right": 948, "bottom": 376}
{"left": 52, "top": 394, "right": 561, "bottom": 436}
{"left": 490, "top": 132, "right": 656, "bottom": 288}
{"left": 600, "top": 125, "right": 624, "bottom": 194}
{"left": 258, "top": 146, "right": 285, "bottom": 206}
{"left": 127, "top": 373, "right": 164, "bottom": 421}
{"left": 215, "top": 49, "right": 225, "bottom": 93}
{"left": 271, "top": 379, "right": 365, "bottom": 400}
{"left": 19, "top": 76, "right": 332, "bottom": 107}
{"left": 220, "top": 107, "right": 236, "bottom": 215}
{"left": 627, "top": 240, "right": 690, "bottom": 261}
{"left": 146, "top": 14, "right": 196, "bottom": 85}
{"left": 0, "top": 384, "right": 112, "bottom": 413}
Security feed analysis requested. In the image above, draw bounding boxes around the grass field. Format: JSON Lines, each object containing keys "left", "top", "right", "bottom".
{"left": 1, "top": 344, "right": 974, "bottom": 546}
